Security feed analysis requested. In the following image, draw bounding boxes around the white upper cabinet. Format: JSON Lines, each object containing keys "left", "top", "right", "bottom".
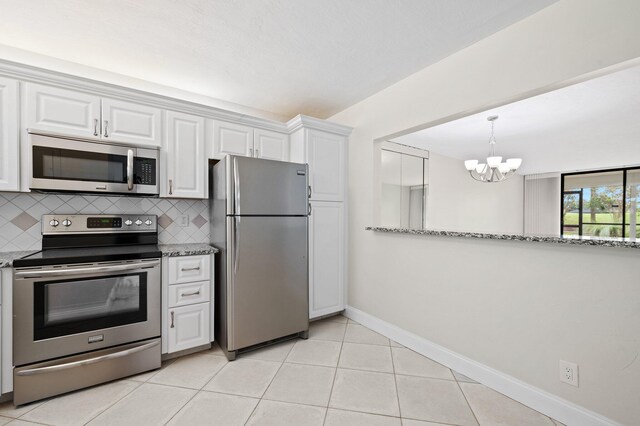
{"left": 254, "top": 128, "right": 289, "bottom": 161}
{"left": 211, "top": 120, "right": 289, "bottom": 161}
{"left": 0, "top": 77, "right": 19, "bottom": 191}
{"left": 165, "top": 111, "right": 206, "bottom": 198}
{"left": 212, "top": 120, "right": 253, "bottom": 158}
{"left": 24, "top": 83, "right": 162, "bottom": 146}
{"left": 25, "top": 83, "right": 101, "bottom": 139}
{"left": 101, "top": 98, "right": 162, "bottom": 146}
{"left": 307, "top": 129, "right": 346, "bottom": 201}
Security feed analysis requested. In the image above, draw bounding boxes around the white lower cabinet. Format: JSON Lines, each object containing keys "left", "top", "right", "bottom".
{"left": 309, "top": 201, "right": 345, "bottom": 319}
{"left": 167, "top": 303, "right": 210, "bottom": 353}
{"left": 1, "top": 268, "right": 12, "bottom": 394}
{"left": 162, "top": 253, "right": 215, "bottom": 355}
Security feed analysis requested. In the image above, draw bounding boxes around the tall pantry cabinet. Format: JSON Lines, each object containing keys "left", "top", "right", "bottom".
{"left": 288, "top": 116, "right": 351, "bottom": 320}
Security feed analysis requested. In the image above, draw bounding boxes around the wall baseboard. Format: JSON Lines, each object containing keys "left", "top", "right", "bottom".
{"left": 344, "top": 305, "right": 619, "bottom": 426}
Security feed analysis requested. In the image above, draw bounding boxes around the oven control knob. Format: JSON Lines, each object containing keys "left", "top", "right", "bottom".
{"left": 144, "top": 219, "right": 152, "bottom": 226}
{"left": 49, "top": 219, "right": 59, "bottom": 227}
{"left": 135, "top": 219, "right": 143, "bottom": 226}
{"left": 124, "top": 219, "right": 133, "bottom": 226}
{"left": 62, "top": 219, "right": 72, "bottom": 227}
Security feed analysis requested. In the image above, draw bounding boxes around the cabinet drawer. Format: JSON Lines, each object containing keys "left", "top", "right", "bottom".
{"left": 168, "top": 255, "right": 210, "bottom": 284}
{"left": 167, "top": 302, "right": 210, "bottom": 353}
{"left": 168, "top": 281, "right": 210, "bottom": 307}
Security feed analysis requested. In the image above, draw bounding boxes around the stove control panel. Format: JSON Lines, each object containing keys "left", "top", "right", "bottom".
{"left": 42, "top": 214, "right": 157, "bottom": 234}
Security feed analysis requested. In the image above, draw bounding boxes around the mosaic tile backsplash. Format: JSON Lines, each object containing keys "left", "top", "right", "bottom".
{"left": 0, "top": 192, "right": 210, "bottom": 251}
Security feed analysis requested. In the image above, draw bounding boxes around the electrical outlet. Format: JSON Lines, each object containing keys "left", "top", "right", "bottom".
{"left": 559, "top": 360, "right": 578, "bottom": 387}
{"left": 178, "top": 214, "right": 189, "bottom": 227}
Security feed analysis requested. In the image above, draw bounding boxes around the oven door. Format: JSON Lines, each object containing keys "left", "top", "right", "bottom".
{"left": 13, "top": 259, "right": 161, "bottom": 366}
{"left": 29, "top": 132, "right": 159, "bottom": 195}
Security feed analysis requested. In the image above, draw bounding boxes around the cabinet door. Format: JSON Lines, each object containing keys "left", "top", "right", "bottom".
{"left": 212, "top": 121, "right": 253, "bottom": 158}
{"left": 101, "top": 98, "right": 162, "bottom": 146}
{"left": 0, "top": 77, "right": 19, "bottom": 191}
{"left": 167, "top": 303, "right": 210, "bottom": 353}
{"left": 307, "top": 130, "right": 345, "bottom": 201}
{"left": 165, "top": 111, "right": 206, "bottom": 198}
{"left": 24, "top": 83, "right": 101, "bottom": 139}
{"left": 309, "top": 201, "right": 345, "bottom": 319}
{"left": 254, "top": 129, "right": 289, "bottom": 161}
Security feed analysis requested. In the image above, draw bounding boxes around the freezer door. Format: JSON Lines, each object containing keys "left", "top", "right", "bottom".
{"left": 227, "top": 155, "right": 308, "bottom": 216}
{"left": 226, "top": 216, "right": 308, "bottom": 351}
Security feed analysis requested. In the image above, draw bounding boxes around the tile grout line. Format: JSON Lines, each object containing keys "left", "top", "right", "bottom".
{"left": 79, "top": 380, "right": 144, "bottom": 426}
{"left": 161, "top": 353, "right": 229, "bottom": 426}
{"left": 243, "top": 340, "right": 297, "bottom": 426}
{"left": 389, "top": 344, "right": 403, "bottom": 420}
{"left": 322, "top": 318, "right": 347, "bottom": 425}
{"left": 454, "top": 378, "right": 482, "bottom": 426}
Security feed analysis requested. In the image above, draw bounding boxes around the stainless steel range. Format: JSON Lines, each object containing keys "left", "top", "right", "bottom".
{"left": 12, "top": 214, "right": 162, "bottom": 405}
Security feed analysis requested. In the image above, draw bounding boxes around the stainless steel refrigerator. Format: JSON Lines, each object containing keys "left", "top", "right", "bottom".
{"left": 210, "top": 155, "right": 309, "bottom": 360}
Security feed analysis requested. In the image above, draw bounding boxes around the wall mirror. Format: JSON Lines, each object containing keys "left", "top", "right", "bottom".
{"left": 380, "top": 142, "right": 429, "bottom": 229}
{"left": 376, "top": 61, "right": 640, "bottom": 239}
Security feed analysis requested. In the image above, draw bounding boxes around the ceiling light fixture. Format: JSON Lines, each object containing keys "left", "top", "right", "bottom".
{"left": 464, "top": 115, "right": 522, "bottom": 183}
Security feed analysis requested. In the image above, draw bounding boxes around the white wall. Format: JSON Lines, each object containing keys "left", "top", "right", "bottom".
{"left": 426, "top": 152, "right": 523, "bottom": 234}
{"left": 330, "top": 0, "right": 640, "bottom": 424}
{"left": 524, "top": 174, "right": 561, "bottom": 236}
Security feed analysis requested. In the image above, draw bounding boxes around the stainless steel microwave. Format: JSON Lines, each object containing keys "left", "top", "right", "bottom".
{"left": 28, "top": 131, "right": 160, "bottom": 196}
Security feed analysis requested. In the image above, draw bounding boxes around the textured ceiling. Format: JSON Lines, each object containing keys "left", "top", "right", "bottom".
{"left": 0, "top": 0, "right": 555, "bottom": 119}
{"left": 393, "top": 64, "right": 640, "bottom": 175}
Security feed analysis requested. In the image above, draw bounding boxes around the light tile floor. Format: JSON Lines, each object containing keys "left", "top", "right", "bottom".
{"left": 0, "top": 315, "right": 566, "bottom": 426}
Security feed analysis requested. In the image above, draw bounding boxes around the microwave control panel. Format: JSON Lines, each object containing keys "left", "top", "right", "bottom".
{"left": 134, "top": 158, "right": 157, "bottom": 185}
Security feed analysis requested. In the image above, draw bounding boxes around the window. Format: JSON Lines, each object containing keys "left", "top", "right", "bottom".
{"left": 561, "top": 167, "right": 639, "bottom": 238}
{"left": 379, "top": 142, "right": 429, "bottom": 229}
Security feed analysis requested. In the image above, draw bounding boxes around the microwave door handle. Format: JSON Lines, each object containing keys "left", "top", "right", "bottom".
{"left": 127, "top": 149, "right": 134, "bottom": 191}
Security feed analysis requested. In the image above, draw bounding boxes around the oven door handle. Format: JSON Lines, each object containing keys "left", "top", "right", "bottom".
{"left": 14, "top": 260, "right": 160, "bottom": 278}
{"left": 16, "top": 340, "right": 160, "bottom": 376}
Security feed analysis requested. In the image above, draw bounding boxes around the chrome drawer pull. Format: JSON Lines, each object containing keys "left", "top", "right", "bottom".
{"left": 181, "top": 290, "right": 201, "bottom": 297}
{"left": 93, "top": 118, "right": 99, "bottom": 136}
{"left": 181, "top": 266, "right": 201, "bottom": 272}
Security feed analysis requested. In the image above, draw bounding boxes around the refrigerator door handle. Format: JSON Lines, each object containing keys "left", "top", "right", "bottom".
{"left": 233, "top": 217, "right": 240, "bottom": 274}
{"left": 233, "top": 159, "right": 240, "bottom": 215}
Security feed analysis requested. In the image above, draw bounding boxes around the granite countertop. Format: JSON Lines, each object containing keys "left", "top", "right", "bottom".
{"left": 0, "top": 251, "right": 39, "bottom": 268}
{"left": 159, "top": 243, "right": 219, "bottom": 257}
{"left": 366, "top": 227, "right": 640, "bottom": 250}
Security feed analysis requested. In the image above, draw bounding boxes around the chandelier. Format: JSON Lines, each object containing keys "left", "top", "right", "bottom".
{"left": 464, "top": 115, "right": 522, "bottom": 183}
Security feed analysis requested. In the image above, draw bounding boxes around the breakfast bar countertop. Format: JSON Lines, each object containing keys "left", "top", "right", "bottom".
{"left": 366, "top": 227, "right": 640, "bottom": 250}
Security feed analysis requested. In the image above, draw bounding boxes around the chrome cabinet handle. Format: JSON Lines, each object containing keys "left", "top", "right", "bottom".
{"left": 169, "top": 179, "right": 173, "bottom": 195}
{"left": 254, "top": 148, "right": 259, "bottom": 158}
{"left": 127, "top": 149, "right": 134, "bottom": 191}
{"left": 181, "top": 266, "right": 200, "bottom": 272}
{"left": 103, "top": 120, "right": 109, "bottom": 137}
{"left": 170, "top": 311, "right": 175, "bottom": 328}
{"left": 308, "top": 203, "right": 312, "bottom": 216}
{"left": 181, "top": 290, "right": 201, "bottom": 297}
{"left": 249, "top": 148, "right": 253, "bottom": 157}
{"left": 93, "top": 118, "right": 99, "bottom": 136}
{"left": 308, "top": 185, "right": 312, "bottom": 198}
{"left": 16, "top": 340, "right": 159, "bottom": 376}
